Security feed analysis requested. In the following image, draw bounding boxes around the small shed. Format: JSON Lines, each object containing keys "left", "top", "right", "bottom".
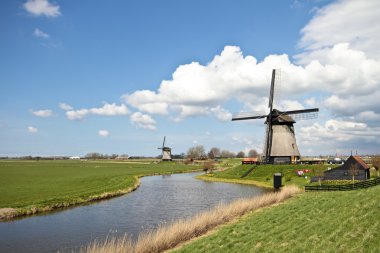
{"left": 242, "top": 158, "right": 258, "bottom": 165}
{"left": 322, "top": 155, "right": 370, "bottom": 181}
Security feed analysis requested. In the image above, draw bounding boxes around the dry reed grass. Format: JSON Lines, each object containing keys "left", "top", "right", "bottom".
{"left": 82, "top": 185, "right": 300, "bottom": 253}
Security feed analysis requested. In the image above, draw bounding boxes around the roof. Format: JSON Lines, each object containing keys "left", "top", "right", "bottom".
{"left": 243, "top": 158, "right": 258, "bottom": 162}
{"left": 352, "top": 156, "right": 370, "bottom": 169}
{"left": 325, "top": 155, "right": 369, "bottom": 173}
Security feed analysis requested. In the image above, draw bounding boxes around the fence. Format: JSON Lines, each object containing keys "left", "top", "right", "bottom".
{"left": 305, "top": 177, "right": 380, "bottom": 192}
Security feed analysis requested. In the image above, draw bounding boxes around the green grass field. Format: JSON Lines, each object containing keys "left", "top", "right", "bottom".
{"left": 0, "top": 160, "right": 199, "bottom": 216}
{"left": 175, "top": 185, "right": 380, "bottom": 253}
{"left": 209, "top": 164, "right": 333, "bottom": 187}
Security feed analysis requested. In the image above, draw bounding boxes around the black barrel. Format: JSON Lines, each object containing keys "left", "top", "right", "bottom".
{"left": 273, "top": 173, "right": 282, "bottom": 190}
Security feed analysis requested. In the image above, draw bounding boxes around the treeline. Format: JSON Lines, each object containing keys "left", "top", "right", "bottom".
{"left": 186, "top": 145, "right": 259, "bottom": 160}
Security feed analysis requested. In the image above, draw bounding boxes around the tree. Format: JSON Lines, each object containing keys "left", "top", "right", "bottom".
{"left": 208, "top": 147, "right": 221, "bottom": 159}
{"left": 186, "top": 145, "right": 206, "bottom": 159}
{"left": 349, "top": 163, "right": 359, "bottom": 184}
{"left": 236, "top": 151, "right": 245, "bottom": 158}
{"left": 248, "top": 149, "right": 258, "bottom": 158}
{"left": 372, "top": 156, "right": 380, "bottom": 177}
{"left": 220, "top": 150, "right": 236, "bottom": 158}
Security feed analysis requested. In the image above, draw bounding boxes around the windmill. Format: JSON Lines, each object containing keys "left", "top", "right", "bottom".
{"left": 232, "top": 69, "right": 319, "bottom": 164}
{"left": 158, "top": 136, "right": 172, "bottom": 161}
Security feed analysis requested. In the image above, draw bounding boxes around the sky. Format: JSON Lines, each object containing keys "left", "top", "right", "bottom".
{"left": 1, "top": 0, "right": 380, "bottom": 157}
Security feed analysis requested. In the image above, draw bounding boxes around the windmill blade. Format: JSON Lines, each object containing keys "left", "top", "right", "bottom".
{"left": 280, "top": 108, "right": 319, "bottom": 121}
{"left": 273, "top": 69, "right": 281, "bottom": 108}
{"left": 268, "top": 69, "right": 276, "bottom": 110}
{"left": 162, "top": 136, "right": 166, "bottom": 148}
{"left": 232, "top": 112, "right": 267, "bottom": 121}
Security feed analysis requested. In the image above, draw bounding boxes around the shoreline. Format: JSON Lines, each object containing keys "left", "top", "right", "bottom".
{"left": 0, "top": 169, "right": 202, "bottom": 221}
{"left": 196, "top": 174, "right": 273, "bottom": 190}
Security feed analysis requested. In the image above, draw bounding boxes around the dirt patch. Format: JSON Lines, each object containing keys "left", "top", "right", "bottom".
{"left": 0, "top": 208, "right": 16, "bottom": 220}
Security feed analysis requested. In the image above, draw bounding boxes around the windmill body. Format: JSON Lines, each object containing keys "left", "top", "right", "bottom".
{"left": 264, "top": 109, "right": 300, "bottom": 164}
{"left": 158, "top": 136, "right": 172, "bottom": 161}
{"left": 232, "top": 70, "right": 318, "bottom": 164}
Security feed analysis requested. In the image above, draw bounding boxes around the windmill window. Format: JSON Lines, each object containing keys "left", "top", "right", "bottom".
{"left": 292, "top": 144, "right": 295, "bottom": 149}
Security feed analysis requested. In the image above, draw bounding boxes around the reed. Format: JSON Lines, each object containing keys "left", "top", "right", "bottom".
{"left": 82, "top": 185, "right": 300, "bottom": 253}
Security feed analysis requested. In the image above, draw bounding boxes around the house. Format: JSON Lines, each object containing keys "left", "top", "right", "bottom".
{"left": 321, "top": 155, "right": 370, "bottom": 181}
{"left": 242, "top": 158, "right": 258, "bottom": 165}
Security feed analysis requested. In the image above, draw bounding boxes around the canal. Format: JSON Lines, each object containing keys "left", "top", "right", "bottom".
{"left": 0, "top": 172, "right": 267, "bottom": 252}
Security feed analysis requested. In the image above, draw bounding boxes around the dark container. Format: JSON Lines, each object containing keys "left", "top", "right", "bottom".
{"left": 273, "top": 173, "right": 282, "bottom": 190}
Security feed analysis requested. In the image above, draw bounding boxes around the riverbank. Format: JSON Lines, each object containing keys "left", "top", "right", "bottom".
{"left": 175, "top": 184, "right": 380, "bottom": 252}
{"left": 83, "top": 185, "right": 301, "bottom": 253}
{"left": 196, "top": 174, "right": 273, "bottom": 189}
{"left": 0, "top": 160, "right": 200, "bottom": 220}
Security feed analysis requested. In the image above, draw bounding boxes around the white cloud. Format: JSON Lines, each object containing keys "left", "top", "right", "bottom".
{"left": 130, "top": 112, "right": 156, "bottom": 130}
{"left": 27, "top": 126, "right": 38, "bottom": 133}
{"left": 98, "top": 129, "right": 110, "bottom": 137}
{"left": 66, "top": 103, "right": 130, "bottom": 120}
{"left": 31, "top": 109, "right": 53, "bottom": 118}
{"left": 33, "top": 28, "right": 49, "bottom": 38}
{"left": 210, "top": 106, "right": 232, "bottom": 122}
{"left": 23, "top": 0, "right": 61, "bottom": 17}
{"left": 299, "top": 0, "right": 380, "bottom": 58}
{"left": 66, "top": 109, "right": 89, "bottom": 121}
{"left": 300, "top": 119, "right": 380, "bottom": 145}
{"left": 59, "top": 103, "right": 73, "bottom": 111}
{"left": 89, "top": 103, "right": 130, "bottom": 116}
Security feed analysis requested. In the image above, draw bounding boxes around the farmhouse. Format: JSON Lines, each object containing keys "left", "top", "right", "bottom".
{"left": 322, "top": 155, "right": 370, "bottom": 181}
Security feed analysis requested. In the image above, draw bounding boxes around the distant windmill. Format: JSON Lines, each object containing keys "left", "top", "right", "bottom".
{"left": 232, "top": 69, "right": 319, "bottom": 164}
{"left": 158, "top": 136, "right": 172, "bottom": 161}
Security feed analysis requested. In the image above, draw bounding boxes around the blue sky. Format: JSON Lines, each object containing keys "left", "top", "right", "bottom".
{"left": 1, "top": 0, "right": 380, "bottom": 157}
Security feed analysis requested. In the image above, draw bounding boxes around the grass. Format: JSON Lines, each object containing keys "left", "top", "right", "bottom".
{"left": 0, "top": 159, "right": 200, "bottom": 219}
{"left": 175, "top": 185, "right": 380, "bottom": 253}
{"left": 208, "top": 164, "right": 336, "bottom": 187}
{"left": 82, "top": 185, "right": 301, "bottom": 253}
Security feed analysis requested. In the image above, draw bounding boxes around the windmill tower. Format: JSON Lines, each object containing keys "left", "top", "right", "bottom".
{"left": 158, "top": 136, "right": 172, "bottom": 161}
{"left": 232, "top": 69, "right": 319, "bottom": 164}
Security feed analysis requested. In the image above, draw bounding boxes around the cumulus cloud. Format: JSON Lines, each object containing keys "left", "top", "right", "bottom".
{"left": 33, "top": 28, "right": 49, "bottom": 38}
{"left": 31, "top": 109, "right": 53, "bottom": 117}
{"left": 299, "top": 0, "right": 380, "bottom": 58}
{"left": 23, "top": 0, "right": 61, "bottom": 17}
{"left": 300, "top": 119, "right": 380, "bottom": 145}
{"left": 59, "top": 103, "right": 73, "bottom": 111}
{"left": 27, "top": 126, "right": 38, "bottom": 133}
{"left": 210, "top": 106, "right": 232, "bottom": 122}
{"left": 98, "top": 129, "right": 110, "bottom": 137}
{"left": 130, "top": 112, "right": 156, "bottom": 130}
{"left": 66, "top": 103, "right": 130, "bottom": 120}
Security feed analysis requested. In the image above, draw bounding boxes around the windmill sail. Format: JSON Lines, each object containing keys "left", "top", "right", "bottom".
{"left": 231, "top": 69, "right": 319, "bottom": 164}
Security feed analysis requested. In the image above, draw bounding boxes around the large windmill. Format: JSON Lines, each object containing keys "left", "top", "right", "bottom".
{"left": 232, "top": 69, "right": 319, "bottom": 164}
{"left": 158, "top": 136, "right": 172, "bottom": 161}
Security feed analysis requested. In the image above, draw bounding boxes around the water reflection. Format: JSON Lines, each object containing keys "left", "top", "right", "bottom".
{"left": 0, "top": 172, "right": 266, "bottom": 253}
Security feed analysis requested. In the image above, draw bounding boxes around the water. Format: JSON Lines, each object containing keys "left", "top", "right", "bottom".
{"left": 0, "top": 173, "right": 267, "bottom": 252}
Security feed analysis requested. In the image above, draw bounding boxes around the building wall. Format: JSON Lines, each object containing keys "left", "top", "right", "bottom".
{"left": 270, "top": 124, "right": 301, "bottom": 157}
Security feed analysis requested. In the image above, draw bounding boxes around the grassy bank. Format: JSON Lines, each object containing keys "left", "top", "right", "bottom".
{"left": 83, "top": 186, "right": 300, "bottom": 253}
{"left": 175, "top": 185, "right": 380, "bottom": 253}
{"left": 209, "top": 164, "right": 335, "bottom": 187}
{"left": 0, "top": 160, "right": 199, "bottom": 220}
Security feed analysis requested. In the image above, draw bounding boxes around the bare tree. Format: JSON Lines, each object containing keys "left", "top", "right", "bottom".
{"left": 349, "top": 163, "right": 359, "bottom": 184}
{"left": 236, "top": 151, "right": 245, "bottom": 158}
{"left": 248, "top": 149, "right": 258, "bottom": 158}
{"left": 372, "top": 156, "right": 380, "bottom": 177}
{"left": 208, "top": 147, "right": 221, "bottom": 159}
{"left": 186, "top": 145, "right": 206, "bottom": 159}
{"left": 220, "top": 150, "right": 236, "bottom": 158}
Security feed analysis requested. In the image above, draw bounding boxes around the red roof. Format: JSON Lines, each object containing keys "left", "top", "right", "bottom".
{"left": 243, "top": 158, "right": 257, "bottom": 162}
{"left": 352, "top": 156, "right": 369, "bottom": 170}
